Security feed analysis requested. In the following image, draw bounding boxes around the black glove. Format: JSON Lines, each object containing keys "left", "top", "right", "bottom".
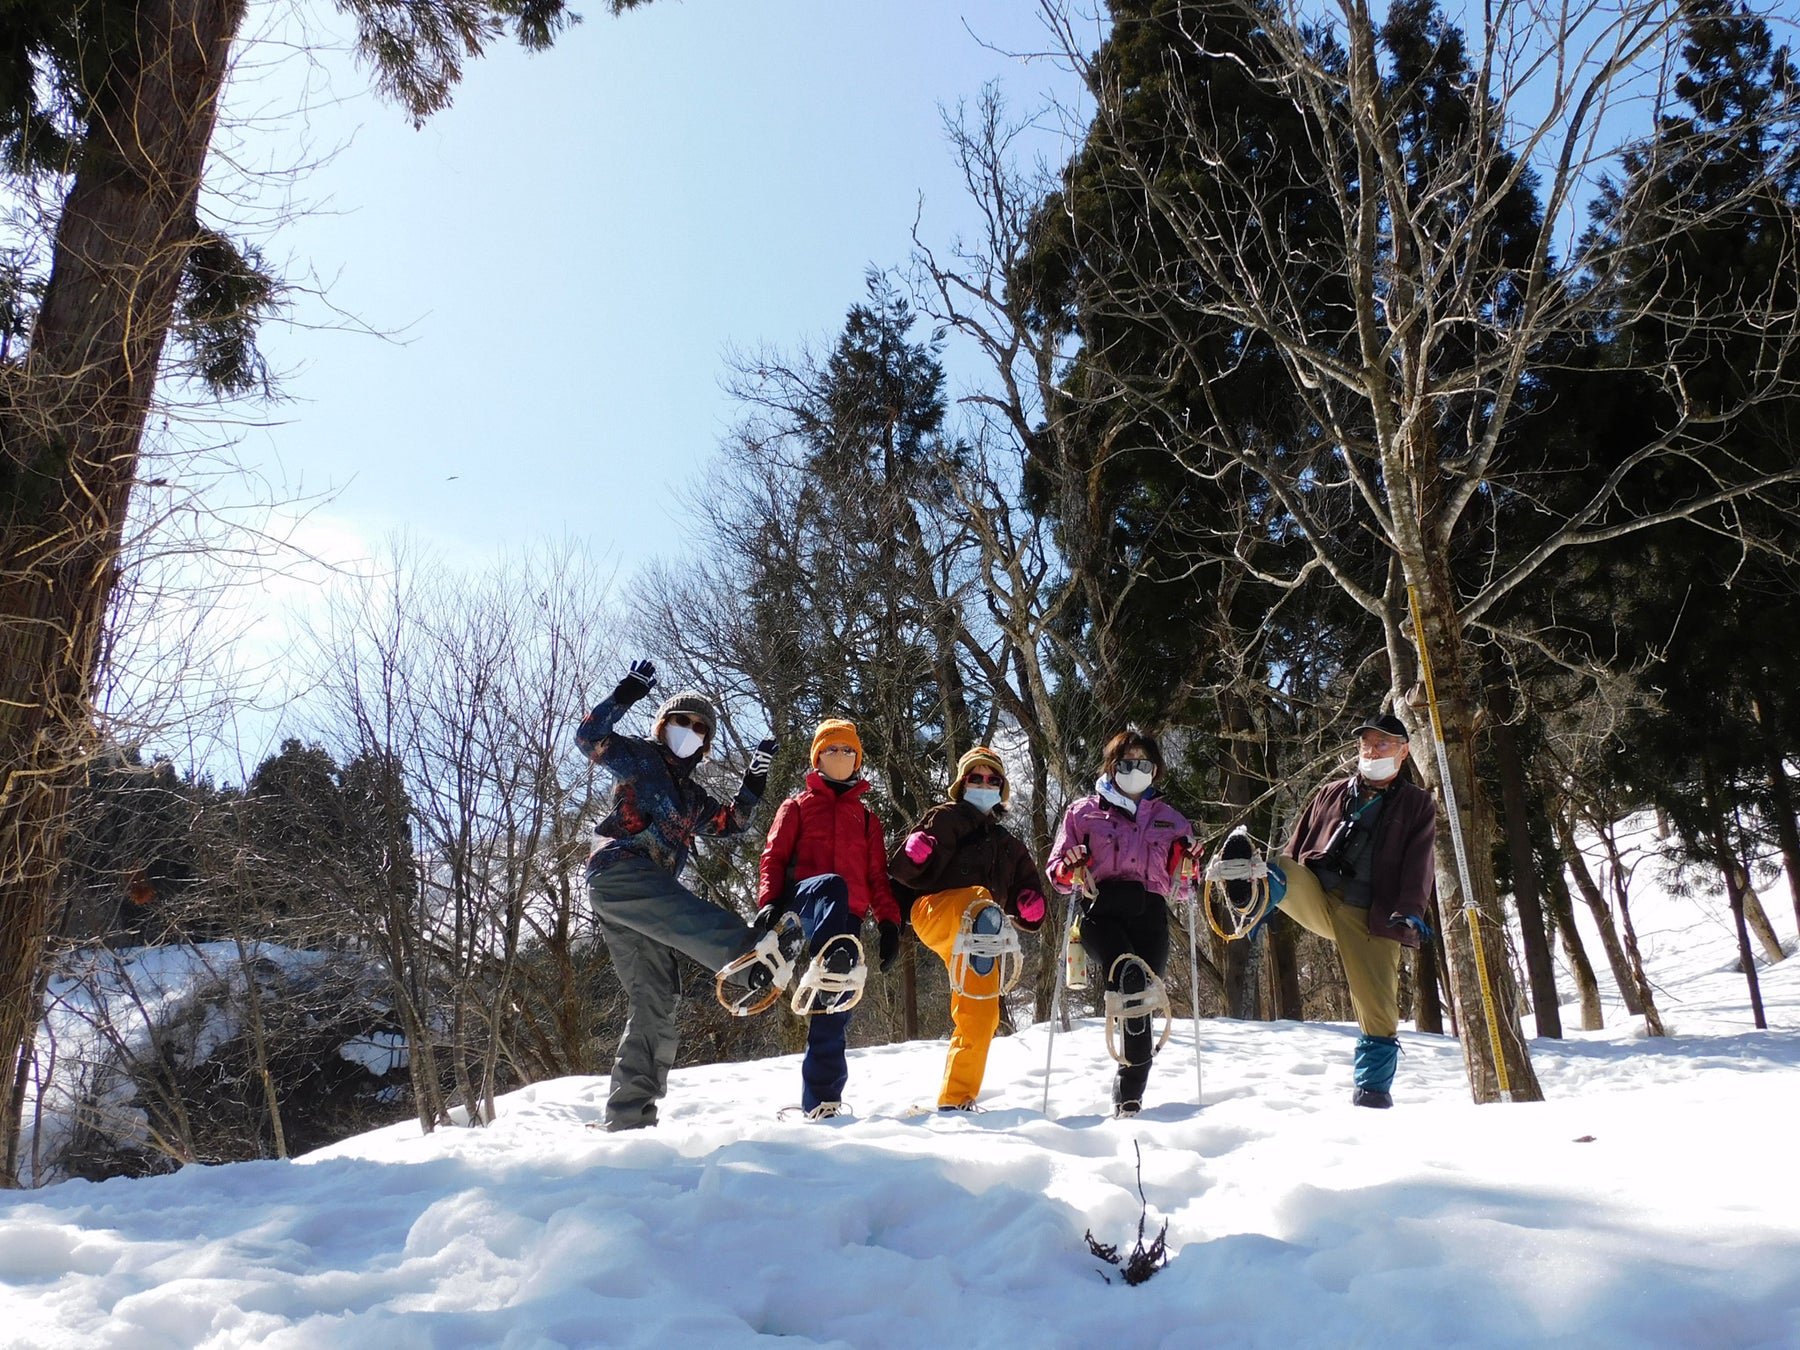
{"left": 753, "top": 901, "right": 788, "bottom": 935}
{"left": 742, "top": 736, "right": 778, "bottom": 798}
{"left": 878, "top": 920, "right": 902, "bottom": 973}
{"left": 610, "top": 659, "right": 656, "bottom": 707}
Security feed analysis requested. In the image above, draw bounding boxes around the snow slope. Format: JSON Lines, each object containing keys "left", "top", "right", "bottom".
{"left": 2, "top": 861, "right": 1796, "bottom": 1349}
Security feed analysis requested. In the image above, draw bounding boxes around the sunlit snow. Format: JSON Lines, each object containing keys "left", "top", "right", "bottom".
{"left": 3, "top": 823, "right": 1796, "bottom": 1349}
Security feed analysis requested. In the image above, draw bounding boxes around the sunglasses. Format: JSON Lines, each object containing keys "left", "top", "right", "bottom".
{"left": 665, "top": 712, "right": 710, "bottom": 735}
{"left": 964, "top": 770, "right": 1004, "bottom": 787}
{"left": 1118, "top": 757, "right": 1155, "bottom": 774}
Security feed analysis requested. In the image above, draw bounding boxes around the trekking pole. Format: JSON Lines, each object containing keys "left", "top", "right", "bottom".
{"left": 1043, "top": 865, "right": 1096, "bottom": 1117}
{"left": 1042, "top": 916, "right": 1065, "bottom": 1117}
{"left": 1406, "top": 584, "right": 1514, "bottom": 1103}
{"left": 1183, "top": 867, "right": 1204, "bottom": 1109}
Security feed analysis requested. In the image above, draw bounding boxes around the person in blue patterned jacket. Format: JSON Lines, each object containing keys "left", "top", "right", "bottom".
{"left": 577, "top": 658, "right": 795, "bottom": 1131}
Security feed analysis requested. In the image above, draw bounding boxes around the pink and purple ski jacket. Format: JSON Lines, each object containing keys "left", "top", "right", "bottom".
{"left": 1050, "top": 785, "right": 1194, "bottom": 898}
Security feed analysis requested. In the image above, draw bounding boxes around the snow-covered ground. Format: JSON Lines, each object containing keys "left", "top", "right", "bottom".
{"left": 3, "top": 840, "right": 1796, "bottom": 1349}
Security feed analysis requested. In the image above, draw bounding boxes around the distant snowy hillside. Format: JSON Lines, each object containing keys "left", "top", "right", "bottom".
{"left": 1, "top": 844, "right": 1796, "bottom": 1349}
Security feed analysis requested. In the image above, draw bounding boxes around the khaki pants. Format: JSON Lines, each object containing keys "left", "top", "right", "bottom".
{"left": 911, "top": 886, "right": 1002, "bottom": 1108}
{"left": 1274, "top": 856, "right": 1402, "bottom": 1039}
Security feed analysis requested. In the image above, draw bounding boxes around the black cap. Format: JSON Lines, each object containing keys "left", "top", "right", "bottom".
{"left": 1352, "top": 713, "right": 1409, "bottom": 741}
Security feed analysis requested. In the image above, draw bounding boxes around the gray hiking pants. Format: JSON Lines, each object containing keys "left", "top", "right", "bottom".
{"left": 587, "top": 852, "right": 758, "bottom": 1131}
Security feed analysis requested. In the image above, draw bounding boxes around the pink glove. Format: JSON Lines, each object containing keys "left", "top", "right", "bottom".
{"left": 1016, "top": 889, "right": 1046, "bottom": 924}
{"left": 903, "top": 831, "right": 935, "bottom": 865}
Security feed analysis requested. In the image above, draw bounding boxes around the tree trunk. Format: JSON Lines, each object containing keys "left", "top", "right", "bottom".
{"left": 1595, "top": 822, "right": 1665, "bottom": 1037}
{"left": 1540, "top": 845, "right": 1603, "bottom": 1031}
{"left": 0, "top": 0, "right": 245, "bottom": 1185}
{"left": 1486, "top": 688, "right": 1562, "bottom": 1037}
{"left": 1554, "top": 808, "right": 1643, "bottom": 1015}
{"left": 1402, "top": 572, "right": 1542, "bottom": 1102}
{"left": 1412, "top": 937, "right": 1444, "bottom": 1035}
{"left": 1268, "top": 911, "right": 1304, "bottom": 1020}
{"left": 1742, "top": 877, "right": 1786, "bottom": 965}
{"left": 1706, "top": 808, "right": 1769, "bottom": 1030}
{"left": 1750, "top": 693, "right": 1800, "bottom": 939}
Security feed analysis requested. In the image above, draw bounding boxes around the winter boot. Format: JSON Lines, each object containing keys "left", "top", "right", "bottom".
{"left": 1352, "top": 1033, "right": 1400, "bottom": 1108}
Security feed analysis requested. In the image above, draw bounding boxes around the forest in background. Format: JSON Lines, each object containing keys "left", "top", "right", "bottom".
{"left": 4, "top": 0, "right": 1800, "bottom": 1182}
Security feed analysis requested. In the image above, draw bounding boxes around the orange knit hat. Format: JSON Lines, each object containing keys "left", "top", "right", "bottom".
{"left": 810, "top": 718, "right": 863, "bottom": 774}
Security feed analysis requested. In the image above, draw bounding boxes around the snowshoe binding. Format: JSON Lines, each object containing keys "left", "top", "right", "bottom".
{"left": 949, "top": 899, "right": 1022, "bottom": 998}
{"left": 715, "top": 911, "right": 805, "bottom": 1017}
{"left": 791, "top": 932, "right": 867, "bottom": 1016}
{"left": 1103, "top": 953, "right": 1173, "bottom": 1066}
{"left": 1204, "top": 827, "right": 1272, "bottom": 941}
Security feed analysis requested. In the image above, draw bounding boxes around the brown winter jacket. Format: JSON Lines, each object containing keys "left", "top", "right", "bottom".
{"left": 1285, "top": 775, "right": 1437, "bottom": 947}
{"left": 888, "top": 800, "right": 1046, "bottom": 932}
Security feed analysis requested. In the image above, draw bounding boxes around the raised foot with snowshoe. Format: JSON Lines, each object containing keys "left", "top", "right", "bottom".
{"left": 1204, "top": 827, "right": 1272, "bottom": 941}
{"left": 1103, "top": 953, "right": 1172, "bottom": 1065}
{"left": 791, "top": 933, "right": 867, "bottom": 1016}
{"left": 949, "top": 900, "right": 1022, "bottom": 998}
{"left": 715, "top": 912, "right": 805, "bottom": 1017}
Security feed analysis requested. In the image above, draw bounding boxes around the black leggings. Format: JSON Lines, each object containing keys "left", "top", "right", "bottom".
{"left": 1078, "top": 878, "right": 1170, "bottom": 1106}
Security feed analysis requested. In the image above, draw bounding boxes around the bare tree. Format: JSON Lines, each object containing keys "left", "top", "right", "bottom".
{"left": 1035, "top": 0, "right": 1800, "bottom": 1101}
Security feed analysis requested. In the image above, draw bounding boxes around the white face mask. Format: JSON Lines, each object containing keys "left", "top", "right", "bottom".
{"left": 1113, "top": 767, "right": 1154, "bottom": 796}
{"left": 663, "top": 723, "right": 706, "bottom": 758}
{"left": 1358, "top": 755, "right": 1399, "bottom": 781}
{"left": 963, "top": 785, "right": 1003, "bottom": 814}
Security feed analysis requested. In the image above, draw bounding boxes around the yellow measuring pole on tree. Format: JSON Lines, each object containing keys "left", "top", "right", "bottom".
{"left": 1406, "top": 585, "right": 1514, "bottom": 1103}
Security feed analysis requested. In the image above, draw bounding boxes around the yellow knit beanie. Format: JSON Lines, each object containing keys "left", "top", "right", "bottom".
{"left": 950, "top": 746, "right": 1010, "bottom": 805}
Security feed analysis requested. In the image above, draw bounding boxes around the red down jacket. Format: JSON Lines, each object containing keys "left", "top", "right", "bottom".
{"left": 757, "top": 771, "right": 901, "bottom": 925}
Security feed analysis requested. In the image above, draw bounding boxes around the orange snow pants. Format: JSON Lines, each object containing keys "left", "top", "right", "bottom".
{"left": 911, "top": 886, "right": 1003, "bottom": 1108}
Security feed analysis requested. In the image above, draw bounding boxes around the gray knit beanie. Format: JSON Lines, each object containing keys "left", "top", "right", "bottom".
{"left": 653, "top": 690, "right": 717, "bottom": 733}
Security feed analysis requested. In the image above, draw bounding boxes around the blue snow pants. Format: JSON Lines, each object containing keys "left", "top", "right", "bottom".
{"left": 789, "top": 874, "right": 863, "bottom": 1111}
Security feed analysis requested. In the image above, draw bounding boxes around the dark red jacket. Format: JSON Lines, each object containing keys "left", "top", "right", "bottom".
{"left": 758, "top": 772, "right": 901, "bottom": 925}
{"left": 1285, "top": 775, "right": 1437, "bottom": 947}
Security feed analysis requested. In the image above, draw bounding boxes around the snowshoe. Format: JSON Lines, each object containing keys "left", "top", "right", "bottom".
{"left": 790, "top": 933, "right": 867, "bottom": 1016}
{"left": 715, "top": 912, "right": 804, "bottom": 1017}
{"left": 779, "top": 1102, "right": 850, "bottom": 1121}
{"left": 1204, "top": 827, "right": 1272, "bottom": 941}
{"left": 1103, "top": 954, "right": 1173, "bottom": 1066}
{"left": 1113, "top": 1100, "right": 1142, "bottom": 1120}
{"left": 949, "top": 899, "right": 1022, "bottom": 998}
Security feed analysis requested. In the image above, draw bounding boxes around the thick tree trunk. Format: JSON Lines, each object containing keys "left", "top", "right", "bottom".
{"left": 1486, "top": 690, "right": 1562, "bottom": 1037}
{"left": 1412, "top": 936, "right": 1444, "bottom": 1034}
{"left": 0, "top": 0, "right": 244, "bottom": 1184}
{"left": 1555, "top": 808, "right": 1643, "bottom": 1016}
{"left": 1403, "top": 570, "right": 1542, "bottom": 1102}
{"left": 1268, "top": 911, "right": 1304, "bottom": 1020}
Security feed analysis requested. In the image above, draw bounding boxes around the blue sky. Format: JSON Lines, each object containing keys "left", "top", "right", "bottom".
{"left": 219, "top": 1, "right": 1092, "bottom": 575}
